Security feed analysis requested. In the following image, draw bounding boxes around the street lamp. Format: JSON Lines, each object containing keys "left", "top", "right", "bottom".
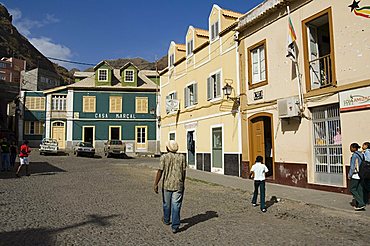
{"left": 222, "top": 83, "right": 240, "bottom": 105}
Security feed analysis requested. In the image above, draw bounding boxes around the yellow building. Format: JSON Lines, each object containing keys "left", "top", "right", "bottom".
{"left": 159, "top": 5, "right": 243, "bottom": 176}
{"left": 236, "top": 0, "right": 370, "bottom": 191}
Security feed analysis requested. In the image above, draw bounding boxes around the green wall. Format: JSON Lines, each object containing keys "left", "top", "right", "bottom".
{"left": 94, "top": 64, "right": 112, "bottom": 86}
{"left": 121, "top": 65, "right": 138, "bottom": 87}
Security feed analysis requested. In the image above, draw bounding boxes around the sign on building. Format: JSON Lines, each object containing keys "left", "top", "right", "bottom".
{"left": 339, "top": 86, "right": 370, "bottom": 112}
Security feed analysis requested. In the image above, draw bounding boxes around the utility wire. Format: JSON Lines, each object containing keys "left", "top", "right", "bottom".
{"left": 46, "top": 57, "right": 95, "bottom": 66}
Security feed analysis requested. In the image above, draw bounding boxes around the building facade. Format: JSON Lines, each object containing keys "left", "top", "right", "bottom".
{"left": 236, "top": 0, "right": 370, "bottom": 191}
{"left": 160, "top": 5, "right": 243, "bottom": 176}
{"left": 21, "top": 61, "right": 159, "bottom": 154}
{"left": 23, "top": 67, "right": 61, "bottom": 91}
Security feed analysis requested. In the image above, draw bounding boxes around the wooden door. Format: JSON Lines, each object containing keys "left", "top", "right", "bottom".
{"left": 250, "top": 119, "right": 264, "bottom": 166}
{"left": 52, "top": 124, "right": 65, "bottom": 149}
{"left": 135, "top": 126, "right": 147, "bottom": 151}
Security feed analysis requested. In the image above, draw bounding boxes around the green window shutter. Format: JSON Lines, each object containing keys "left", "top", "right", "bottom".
{"left": 166, "top": 95, "right": 170, "bottom": 114}
{"left": 194, "top": 83, "right": 198, "bottom": 104}
{"left": 215, "top": 73, "right": 221, "bottom": 98}
{"left": 207, "top": 77, "right": 212, "bottom": 100}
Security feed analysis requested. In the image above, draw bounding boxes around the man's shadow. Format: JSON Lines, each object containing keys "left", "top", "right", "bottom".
{"left": 179, "top": 211, "right": 218, "bottom": 232}
{"left": 265, "top": 195, "right": 279, "bottom": 208}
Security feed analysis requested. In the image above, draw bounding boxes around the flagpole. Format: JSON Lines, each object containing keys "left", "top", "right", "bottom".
{"left": 287, "top": 6, "right": 304, "bottom": 113}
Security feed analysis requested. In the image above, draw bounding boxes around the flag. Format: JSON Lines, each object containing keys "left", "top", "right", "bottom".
{"left": 286, "top": 7, "right": 297, "bottom": 62}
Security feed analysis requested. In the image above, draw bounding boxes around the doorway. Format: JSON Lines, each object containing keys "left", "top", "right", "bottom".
{"left": 249, "top": 115, "right": 274, "bottom": 178}
{"left": 52, "top": 121, "right": 65, "bottom": 149}
{"left": 83, "top": 126, "right": 94, "bottom": 146}
{"left": 211, "top": 126, "right": 223, "bottom": 173}
{"left": 109, "top": 126, "right": 121, "bottom": 140}
{"left": 135, "top": 126, "right": 147, "bottom": 151}
{"left": 187, "top": 130, "right": 195, "bottom": 166}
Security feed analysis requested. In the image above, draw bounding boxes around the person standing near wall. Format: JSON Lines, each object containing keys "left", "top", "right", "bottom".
{"left": 153, "top": 140, "right": 187, "bottom": 234}
{"left": 1, "top": 138, "right": 11, "bottom": 171}
{"left": 349, "top": 143, "right": 365, "bottom": 211}
{"left": 10, "top": 141, "right": 17, "bottom": 169}
{"left": 361, "top": 142, "right": 370, "bottom": 205}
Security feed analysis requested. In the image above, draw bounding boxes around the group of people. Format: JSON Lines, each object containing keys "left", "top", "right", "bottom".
{"left": 0, "top": 138, "right": 32, "bottom": 177}
{"left": 1, "top": 138, "right": 18, "bottom": 171}
{"left": 349, "top": 141, "right": 370, "bottom": 211}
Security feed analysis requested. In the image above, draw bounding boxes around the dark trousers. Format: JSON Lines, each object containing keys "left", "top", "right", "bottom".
{"left": 362, "top": 179, "right": 370, "bottom": 204}
{"left": 350, "top": 178, "right": 365, "bottom": 207}
{"left": 252, "top": 180, "right": 266, "bottom": 210}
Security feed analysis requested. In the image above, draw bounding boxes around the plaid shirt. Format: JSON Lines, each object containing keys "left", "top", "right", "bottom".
{"left": 159, "top": 152, "right": 187, "bottom": 191}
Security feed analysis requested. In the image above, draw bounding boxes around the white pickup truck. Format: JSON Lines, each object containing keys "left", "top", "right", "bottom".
{"left": 39, "top": 138, "right": 59, "bottom": 155}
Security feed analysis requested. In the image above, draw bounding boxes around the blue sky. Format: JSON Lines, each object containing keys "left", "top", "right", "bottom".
{"left": 1, "top": 0, "right": 263, "bottom": 70}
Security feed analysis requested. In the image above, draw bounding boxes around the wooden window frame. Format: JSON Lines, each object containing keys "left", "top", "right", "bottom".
{"left": 109, "top": 96, "right": 122, "bottom": 113}
{"left": 124, "top": 70, "right": 134, "bottom": 82}
{"left": 82, "top": 96, "right": 96, "bottom": 113}
{"left": 247, "top": 39, "right": 268, "bottom": 90}
{"left": 25, "top": 97, "right": 45, "bottom": 111}
{"left": 135, "top": 97, "right": 148, "bottom": 114}
{"left": 24, "top": 121, "right": 44, "bottom": 135}
{"left": 98, "top": 69, "right": 108, "bottom": 82}
{"left": 302, "top": 7, "right": 336, "bottom": 93}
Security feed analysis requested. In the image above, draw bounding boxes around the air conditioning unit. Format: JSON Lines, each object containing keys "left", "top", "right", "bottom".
{"left": 277, "top": 97, "right": 300, "bottom": 118}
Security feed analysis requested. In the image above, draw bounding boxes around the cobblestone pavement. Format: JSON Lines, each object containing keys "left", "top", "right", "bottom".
{"left": 0, "top": 152, "right": 369, "bottom": 245}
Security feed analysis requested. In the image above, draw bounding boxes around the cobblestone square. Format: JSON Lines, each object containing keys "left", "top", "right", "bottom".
{"left": 0, "top": 153, "right": 369, "bottom": 245}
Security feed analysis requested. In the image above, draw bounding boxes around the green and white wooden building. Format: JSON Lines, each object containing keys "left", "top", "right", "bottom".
{"left": 21, "top": 61, "right": 160, "bottom": 154}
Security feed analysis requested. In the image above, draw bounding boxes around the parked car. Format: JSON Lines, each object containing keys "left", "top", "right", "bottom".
{"left": 104, "top": 140, "right": 126, "bottom": 158}
{"left": 73, "top": 142, "right": 95, "bottom": 157}
{"left": 39, "top": 138, "right": 58, "bottom": 155}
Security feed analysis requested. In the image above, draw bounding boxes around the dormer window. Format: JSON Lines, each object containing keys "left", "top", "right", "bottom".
{"left": 125, "top": 70, "right": 134, "bottom": 82}
{"left": 98, "top": 69, "right": 108, "bottom": 81}
{"left": 187, "top": 39, "right": 194, "bottom": 56}
{"left": 169, "top": 54, "right": 175, "bottom": 67}
{"left": 210, "top": 21, "right": 219, "bottom": 41}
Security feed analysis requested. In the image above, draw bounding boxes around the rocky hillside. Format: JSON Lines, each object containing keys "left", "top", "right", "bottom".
{"left": 0, "top": 3, "right": 167, "bottom": 84}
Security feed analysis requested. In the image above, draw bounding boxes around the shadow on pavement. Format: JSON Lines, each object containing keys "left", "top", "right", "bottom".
{"left": 0, "top": 214, "right": 119, "bottom": 245}
{"left": 179, "top": 211, "right": 218, "bottom": 232}
{"left": 265, "top": 195, "right": 279, "bottom": 209}
{"left": 108, "top": 153, "right": 134, "bottom": 159}
{"left": 0, "top": 162, "right": 66, "bottom": 179}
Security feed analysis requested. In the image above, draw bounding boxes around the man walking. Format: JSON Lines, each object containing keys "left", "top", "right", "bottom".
{"left": 16, "top": 140, "right": 31, "bottom": 177}
{"left": 154, "top": 140, "right": 187, "bottom": 234}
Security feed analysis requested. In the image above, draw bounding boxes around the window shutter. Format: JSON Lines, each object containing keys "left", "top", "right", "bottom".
{"left": 194, "top": 83, "right": 198, "bottom": 104}
{"left": 211, "top": 24, "right": 215, "bottom": 40}
{"left": 207, "top": 77, "right": 212, "bottom": 100}
{"left": 166, "top": 95, "right": 170, "bottom": 114}
{"left": 215, "top": 73, "right": 221, "bottom": 97}
{"left": 24, "top": 121, "right": 30, "bottom": 134}
{"left": 143, "top": 98, "right": 148, "bottom": 113}
{"left": 184, "top": 87, "right": 188, "bottom": 108}
{"left": 174, "top": 92, "right": 177, "bottom": 100}
{"left": 215, "top": 21, "right": 219, "bottom": 37}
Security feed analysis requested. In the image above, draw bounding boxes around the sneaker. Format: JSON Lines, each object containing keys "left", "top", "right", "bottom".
{"left": 15, "top": 173, "right": 20, "bottom": 178}
{"left": 261, "top": 208, "right": 267, "bottom": 213}
{"left": 252, "top": 203, "right": 257, "bottom": 207}
{"left": 354, "top": 206, "right": 365, "bottom": 211}
{"left": 172, "top": 228, "right": 179, "bottom": 234}
{"left": 162, "top": 217, "right": 170, "bottom": 225}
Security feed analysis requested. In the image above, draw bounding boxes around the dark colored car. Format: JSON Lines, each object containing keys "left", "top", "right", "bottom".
{"left": 104, "top": 140, "right": 126, "bottom": 158}
{"left": 73, "top": 142, "right": 95, "bottom": 157}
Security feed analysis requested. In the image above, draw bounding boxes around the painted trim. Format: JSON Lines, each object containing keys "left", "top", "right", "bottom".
{"left": 73, "top": 118, "right": 156, "bottom": 122}
{"left": 247, "top": 39, "right": 268, "bottom": 89}
{"left": 247, "top": 113, "right": 275, "bottom": 180}
{"left": 210, "top": 124, "right": 224, "bottom": 174}
{"left": 124, "top": 69, "right": 135, "bottom": 83}
{"left": 302, "top": 7, "right": 336, "bottom": 92}
{"left": 82, "top": 125, "right": 96, "bottom": 147}
{"left": 97, "top": 69, "right": 109, "bottom": 82}
{"left": 186, "top": 128, "right": 197, "bottom": 169}
{"left": 109, "top": 125, "right": 122, "bottom": 140}
{"left": 207, "top": 68, "right": 223, "bottom": 101}
{"left": 135, "top": 125, "right": 148, "bottom": 151}
{"left": 161, "top": 111, "right": 231, "bottom": 128}
{"left": 51, "top": 120, "right": 66, "bottom": 149}
{"left": 66, "top": 90, "right": 74, "bottom": 142}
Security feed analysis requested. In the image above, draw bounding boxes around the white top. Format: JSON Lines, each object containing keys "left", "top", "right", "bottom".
{"left": 251, "top": 162, "right": 269, "bottom": 181}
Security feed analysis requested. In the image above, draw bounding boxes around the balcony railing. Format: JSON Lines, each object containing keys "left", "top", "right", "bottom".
{"left": 309, "top": 54, "right": 333, "bottom": 89}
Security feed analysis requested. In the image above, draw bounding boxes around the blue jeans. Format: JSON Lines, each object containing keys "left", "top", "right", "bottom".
{"left": 162, "top": 189, "right": 183, "bottom": 230}
{"left": 252, "top": 180, "right": 266, "bottom": 210}
{"left": 1, "top": 153, "right": 10, "bottom": 170}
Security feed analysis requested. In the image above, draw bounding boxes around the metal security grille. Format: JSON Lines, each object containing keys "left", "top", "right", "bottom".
{"left": 312, "top": 104, "right": 343, "bottom": 174}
